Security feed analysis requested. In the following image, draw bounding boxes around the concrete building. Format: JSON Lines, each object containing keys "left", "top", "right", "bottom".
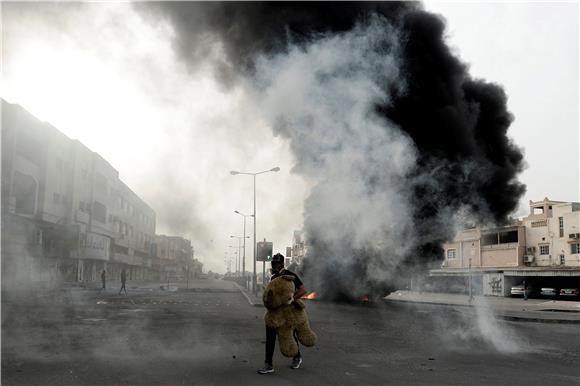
{"left": 290, "top": 230, "right": 308, "bottom": 266}
{"left": 155, "top": 235, "right": 200, "bottom": 280}
{"left": 1, "top": 100, "right": 160, "bottom": 288}
{"left": 431, "top": 198, "right": 580, "bottom": 296}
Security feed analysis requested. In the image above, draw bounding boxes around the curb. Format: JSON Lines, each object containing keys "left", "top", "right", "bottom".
{"left": 234, "top": 283, "right": 264, "bottom": 307}
{"left": 383, "top": 298, "right": 580, "bottom": 325}
{"left": 177, "top": 288, "right": 239, "bottom": 293}
{"left": 494, "top": 315, "right": 580, "bottom": 324}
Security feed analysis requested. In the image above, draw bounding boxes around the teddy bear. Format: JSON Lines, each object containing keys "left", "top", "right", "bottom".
{"left": 262, "top": 275, "right": 318, "bottom": 357}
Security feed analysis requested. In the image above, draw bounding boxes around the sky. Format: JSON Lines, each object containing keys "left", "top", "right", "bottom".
{"left": 423, "top": 1, "right": 579, "bottom": 210}
{"left": 2, "top": 2, "right": 578, "bottom": 273}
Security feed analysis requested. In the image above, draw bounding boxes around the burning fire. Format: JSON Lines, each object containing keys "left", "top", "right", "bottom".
{"left": 302, "top": 292, "right": 319, "bottom": 300}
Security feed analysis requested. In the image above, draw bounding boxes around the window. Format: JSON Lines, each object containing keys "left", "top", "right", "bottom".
{"left": 539, "top": 245, "right": 550, "bottom": 255}
{"left": 482, "top": 233, "right": 498, "bottom": 246}
{"left": 53, "top": 193, "right": 61, "bottom": 204}
{"left": 16, "top": 131, "right": 43, "bottom": 164}
{"left": 92, "top": 201, "right": 107, "bottom": 224}
{"left": 499, "top": 230, "right": 518, "bottom": 244}
{"left": 446, "top": 249, "right": 456, "bottom": 259}
{"left": 559, "top": 217, "right": 564, "bottom": 237}
{"left": 94, "top": 172, "right": 108, "bottom": 193}
{"left": 560, "top": 255, "right": 565, "bottom": 265}
{"left": 571, "top": 243, "right": 580, "bottom": 254}
{"left": 13, "top": 172, "right": 37, "bottom": 215}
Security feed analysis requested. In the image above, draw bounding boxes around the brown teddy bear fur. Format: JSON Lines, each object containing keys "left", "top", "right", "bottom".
{"left": 262, "top": 275, "right": 318, "bottom": 357}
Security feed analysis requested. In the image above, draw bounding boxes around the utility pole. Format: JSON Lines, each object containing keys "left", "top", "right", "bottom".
{"left": 468, "top": 258, "right": 473, "bottom": 303}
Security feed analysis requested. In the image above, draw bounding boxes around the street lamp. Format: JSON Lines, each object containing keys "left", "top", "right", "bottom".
{"left": 234, "top": 210, "right": 254, "bottom": 283}
{"left": 231, "top": 235, "right": 249, "bottom": 276}
{"left": 230, "top": 167, "right": 280, "bottom": 295}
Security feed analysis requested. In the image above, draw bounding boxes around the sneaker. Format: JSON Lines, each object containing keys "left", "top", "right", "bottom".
{"left": 291, "top": 357, "right": 302, "bottom": 369}
{"left": 257, "top": 364, "right": 274, "bottom": 374}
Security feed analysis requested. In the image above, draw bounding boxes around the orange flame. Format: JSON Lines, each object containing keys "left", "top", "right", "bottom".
{"left": 302, "top": 291, "right": 319, "bottom": 300}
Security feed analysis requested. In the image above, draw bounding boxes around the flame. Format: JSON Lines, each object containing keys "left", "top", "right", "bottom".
{"left": 302, "top": 291, "right": 319, "bottom": 300}
{"left": 361, "top": 294, "right": 369, "bottom": 302}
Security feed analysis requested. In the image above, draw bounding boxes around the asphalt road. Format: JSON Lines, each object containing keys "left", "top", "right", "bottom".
{"left": 2, "top": 280, "right": 579, "bottom": 385}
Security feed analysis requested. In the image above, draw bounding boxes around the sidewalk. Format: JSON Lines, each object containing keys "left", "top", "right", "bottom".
{"left": 50, "top": 278, "right": 241, "bottom": 296}
{"left": 384, "top": 290, "right": 580, "bottom": 324}
{"left": 234, "top": 283, "right": 264, "bottom": 307}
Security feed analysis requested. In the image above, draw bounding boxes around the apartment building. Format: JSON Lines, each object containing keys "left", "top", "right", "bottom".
{"left": 156, "top": 235, "right": 200, "bottom": 280}
{"left": 432, "top": 198, "right": 580, "bottom": 296}
{"left": 1, "top": 99, "right": 159, "bottom": 287}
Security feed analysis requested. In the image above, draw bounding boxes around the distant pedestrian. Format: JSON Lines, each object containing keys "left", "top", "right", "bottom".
{"left": 119, "top": 269, "right": 127, "bottom": 295}
{"left": 523, "top": 280, "right": 528, "bottom": 301}
{"left": 101, "top": 270, "right": 106, "bottom": 290}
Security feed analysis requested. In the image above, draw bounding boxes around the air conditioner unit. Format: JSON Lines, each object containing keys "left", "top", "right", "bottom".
{"left": 526, "top": 247, "right": 536, "bottom": 253}
{"left": 524, "top": 255, "right": 534, "bottom": 263}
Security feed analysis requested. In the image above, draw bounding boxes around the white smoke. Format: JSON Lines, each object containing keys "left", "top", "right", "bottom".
{"left": 241, "top": 17, "right": 420, "bottom": 289}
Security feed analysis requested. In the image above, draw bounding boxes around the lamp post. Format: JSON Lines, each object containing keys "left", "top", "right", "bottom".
{"left": 234, "top": 210, "right": 253, "bottom": 284}
{"left": 230, "top": 235, "right": 249, "bottom": 277}
{"left": 468, "top": 257, "right": 473, "bottom": 303}
{"left": 230, "top": 167, "right": 280, "bottom": 295}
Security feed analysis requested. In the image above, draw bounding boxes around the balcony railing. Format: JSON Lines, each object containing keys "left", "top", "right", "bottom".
{"left": 482, "top": 242, "right": 519, "bottom": 250}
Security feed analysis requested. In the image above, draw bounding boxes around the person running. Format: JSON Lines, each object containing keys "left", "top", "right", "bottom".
{"left": 258, "top": 253, "right": 306, "bottom": 375}
{"left": 119, "top": 269, "right": 127, "bottom": 295}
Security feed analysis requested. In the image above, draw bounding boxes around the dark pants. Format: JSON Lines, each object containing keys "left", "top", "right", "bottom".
{"left": 265, "top": 326, "right": 300, "bottom": 366}
{"left": 119, "top": 282, "right": 127, "bottom": 294}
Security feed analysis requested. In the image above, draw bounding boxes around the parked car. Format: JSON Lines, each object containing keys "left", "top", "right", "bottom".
{"left": 540, "top": 287, "right": 559, "bottom": 298}
{"left": 510, "top": 284, "right": 526, "bottom": 297}
{"left": 559, "top": 288, "right": 580, "bottom": 298}
{"left": 511, "top": 283, "right": 536, "bottom": 298}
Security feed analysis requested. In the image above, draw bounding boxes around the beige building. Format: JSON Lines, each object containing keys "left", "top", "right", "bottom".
{"left": 522, "top": 199, "right": 580, "bottom": 267}
{"left": 433, "top": 198, "right": 580, "bottom": 296}
{"left": 2, "top": 99, "right": 159, "bottom": 287}
{"left": 290, "top": 230, "right": 308, "bottom": 266}
{"left": 156, "top": 235, "right": 200, "bottom": 280}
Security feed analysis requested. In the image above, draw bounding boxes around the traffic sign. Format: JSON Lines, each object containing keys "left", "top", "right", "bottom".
{"left": 257, "top": 241, "right": 273, "bottom": 262}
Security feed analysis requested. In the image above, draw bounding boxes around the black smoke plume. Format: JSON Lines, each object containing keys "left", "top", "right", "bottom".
{"left": 137, "top": 2, "right": 526, "bottom": 300}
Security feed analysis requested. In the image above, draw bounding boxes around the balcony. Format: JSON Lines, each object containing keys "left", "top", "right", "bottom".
{"left": 482, "top": 242, "right": 518, "bottom": 251}
{"left": 75, "top": 210, "right": 90, "bottom": 224}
